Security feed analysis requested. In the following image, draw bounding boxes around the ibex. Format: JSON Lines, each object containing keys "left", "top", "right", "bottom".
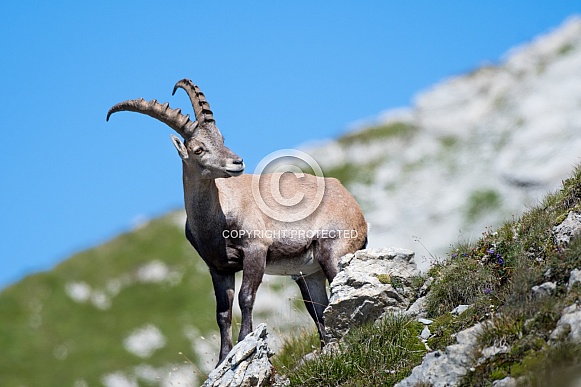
{"left": 107, "top": 79, "right": 367, "bottom": 364}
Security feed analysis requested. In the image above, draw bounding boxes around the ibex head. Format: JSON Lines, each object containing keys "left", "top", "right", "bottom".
{"left": 107, "top": 79, "right": 244, "bottom": 179}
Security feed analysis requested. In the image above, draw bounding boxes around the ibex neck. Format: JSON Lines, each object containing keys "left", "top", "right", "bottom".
{"left": 182, "top": 167, "right": 223, "bottom": 227}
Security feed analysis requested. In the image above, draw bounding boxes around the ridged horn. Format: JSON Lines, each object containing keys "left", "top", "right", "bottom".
{"left": 172, "top": 79, "right": 215, "bottom": 124}
{"left": 106, "top": 98, "right": 198, "bottom": 138}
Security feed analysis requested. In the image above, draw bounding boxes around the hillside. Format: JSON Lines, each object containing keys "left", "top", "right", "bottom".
{"left": 275, "top": 163, "right": 581, "bottom": 386}
{"left": 306, "top": 16, "right": 581, "bottom": 267}
{"left": 0, "top": 213, "right": 308, "bottom": 387}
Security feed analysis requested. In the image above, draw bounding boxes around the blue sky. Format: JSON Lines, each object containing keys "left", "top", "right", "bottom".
{"left": 1, "top": 2, "right": 579, "bottom": 289}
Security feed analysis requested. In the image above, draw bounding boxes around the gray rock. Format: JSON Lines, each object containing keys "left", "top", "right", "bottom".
{"left": 492, "top": 376, "right": 517, "bottom": 387}
{"left": 568, "top": 268, "right": 581, "bottom": 290}
{"left": 531, "top": 281, "right": 556, "bottom": 298}
{"left": 419, "top": 277, "right": 434, "bottom": 296}
{"left": 550, "top": 303, "right": 581, "bottom": 343}
{"left": 202, "top": 323, "right": 275, "bottom": 387}
{"left": 394, "top": 322, "right": 486, "bottom": 387}
{"left": 553, "top": 211, "right": 581, "bottom": 246}
{"left": 479, "top": 345, "right": 510, "bottom": 362}
{"left": 451, "top": 304, "right": 472, "bottom": 315}
{"left": 418, "top": 318, "right": 433, "bottom": 325}
{"left": 404, "top": 296, "right": 427, "bottom": 318}
{"left": 324, "top": 248, "right": 419, "bottom": 341}
{"left": 420, "top": 326, "right": 431, "bottom": 340}
{"left": 271, "top": 374, "right": 290, "bottom": 387}
{"left": 544, "top": 267, "right": 552, "bottom": 278}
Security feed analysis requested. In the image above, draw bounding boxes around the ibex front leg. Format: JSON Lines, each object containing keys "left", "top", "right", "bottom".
{"left": 237, "top": 247, "right": 267, "bottom": 342}
{"left": 210, "top": 269, "right": 235, "bottom": 364}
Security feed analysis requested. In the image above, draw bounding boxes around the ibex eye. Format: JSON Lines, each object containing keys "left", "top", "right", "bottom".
{"left": 194, "top": 148, "right": 204, "bottom": 155}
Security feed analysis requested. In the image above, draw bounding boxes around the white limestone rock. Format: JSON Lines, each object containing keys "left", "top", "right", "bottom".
{"left": 324, "top": 248, "right": 419, "bottom": 341}
{"left": 202, "top": 324, "right": 275, "bottom": 387}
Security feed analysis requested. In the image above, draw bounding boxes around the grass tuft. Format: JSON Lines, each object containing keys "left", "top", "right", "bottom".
{"left": 279, "top": 314, "right": 426, "bottom": 387}
{"left": 271, "top": 328, "right": 321, "bottom": 373}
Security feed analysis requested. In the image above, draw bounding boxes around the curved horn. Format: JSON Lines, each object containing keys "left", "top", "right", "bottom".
{"left": 172, "top": 79, "right": 215, "bottom": 125}
{"left": 106, "top": 98, "right": 198, "bottom": 138}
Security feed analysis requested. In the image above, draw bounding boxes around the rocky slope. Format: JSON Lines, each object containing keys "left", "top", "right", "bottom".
{"left": 269, "top": 164, "right": 581, "bottom": 386}
{"left": 305, "top": 16, "right": 581, "bottom": 269}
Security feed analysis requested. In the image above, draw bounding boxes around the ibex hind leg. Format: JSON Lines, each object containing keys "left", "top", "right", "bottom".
{"left": 300, "top": 238, "right": 366, "bottom": 345}
{"left": 294, "top": 270, "right": 330, "bottom": 346}
{"left": 317, "top": 235, "right": 368, "bottom": 283}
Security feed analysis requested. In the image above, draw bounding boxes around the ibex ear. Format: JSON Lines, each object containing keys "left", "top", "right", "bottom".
{"left": 170, "top": 134, "right": 189, "bottom": 160}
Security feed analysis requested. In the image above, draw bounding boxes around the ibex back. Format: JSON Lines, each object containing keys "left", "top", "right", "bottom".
{"left": 107, "top": 79, "right": 368, "bottom": 365}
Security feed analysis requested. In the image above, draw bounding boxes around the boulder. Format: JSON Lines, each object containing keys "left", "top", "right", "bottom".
{"left": 550, "top": 303, "right": 581, "bottom": 343}
{"left": 452, "top": 304, "right": 473, "bottom": 315}
{"left": 568, "top": 268, "right": 581, "bottom": 290}
{"left": 324, "top": 248, "right": 419, "bottom": 341}
{"left": 492, "top": 376, "right": 517, "bottom": 387}
{"left": 553, "top": 211, "right": 581, "bottom": 246}
{"left": 394, "top": 322, "right": 486, "bottom": 387}
{"left": 404, "top": 296, "right": 428, "bottom": 318}
{"left": 531, "top": 281, "right": 556, "bottom": 298}
{"left": 202, "top": 324, "right": 276, "bottom": 387}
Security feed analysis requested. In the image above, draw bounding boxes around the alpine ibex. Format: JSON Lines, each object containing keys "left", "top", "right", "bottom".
{"left": 107, "top": 79, "right": 367, "bottom": 364}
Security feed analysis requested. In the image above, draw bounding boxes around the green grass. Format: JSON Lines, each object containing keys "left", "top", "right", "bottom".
{"left": 424, "top": 164, "right": 581, "bottom": 385}
{"left": 299, "top": 157, "right": 383, "bottom": 188}
{"left": 272, "top": 328, "right": 321, "bottom": 372}
{"left": 277, "top": 314, "right": 426, "bottom": 386}
{"left": 426, "top": 308, "right": 481, "bottom": 352}
{"left": 465, "top": 188, "right": 503, "bottom": 221}
{"left": 513, "top": 342, "right": 581, "bottom": 386}
{"left": 426, "top": 256, "right": 499, "bottom": 317}
{"left": 440, "top": 135, "right": 459, "bottom": 149}
{"left": 323, "top": 159, "right": 383, "bottom": 187}
{"left": 558, "top": 42, "right": 575, "bottom": 56}
{"left": 337, "top": 121, "right": 418, "bottom": 145}
{"left": 0, "top": 213, "right": 216, "bottom": 386}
